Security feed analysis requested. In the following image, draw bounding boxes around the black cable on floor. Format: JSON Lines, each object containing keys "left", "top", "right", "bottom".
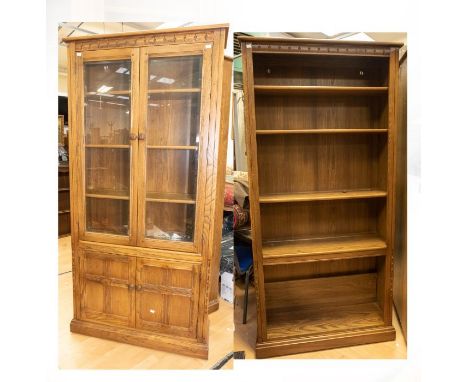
{"left": 210, "top": 351, "right": 245, "bottom": 369}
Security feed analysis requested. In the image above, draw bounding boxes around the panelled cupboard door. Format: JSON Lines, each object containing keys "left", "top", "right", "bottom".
{"left": 75, "top": 48, "right": 140, "bottom": 246}
{"left": 79, "top": 250, "right": 136, "bottom": 327}
{"left": 137, "top": 43, "right": 213, "bottom": 252}
{"left": 135, "top": 258, "right": 200, "bottom": 338}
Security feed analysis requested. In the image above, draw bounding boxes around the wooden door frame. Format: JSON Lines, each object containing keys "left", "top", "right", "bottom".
{"left": 74, "top": 48, "right": 140, "bottom": 247}
{"left": 136, "top": 42, "right": 213, "bottom": 253}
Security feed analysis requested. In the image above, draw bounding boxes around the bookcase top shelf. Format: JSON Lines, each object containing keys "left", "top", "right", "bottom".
{"left": 256, "top": 129, "right": 388, "bottom": 135}
{"left": 254, "top": 85, "right": 388, "bottom": 95}
{"left": 259, "top": 190, "right": 387, "bottom": 203}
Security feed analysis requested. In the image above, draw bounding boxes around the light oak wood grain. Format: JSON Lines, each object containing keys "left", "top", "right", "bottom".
{"left": 234, "top": 283, "right": 406, "bottom": 359}
{"left": 393, "top": 49, "right": 407, "bottom": 341}
{"left": 241, "top": 37, "right": 401, "bottom": 357}
{"left": 65, "top": 25, "right": 230, "bottom": 359}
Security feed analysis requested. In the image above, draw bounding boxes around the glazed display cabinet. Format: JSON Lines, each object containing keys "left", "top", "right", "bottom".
{"left": 240, "top": 36, "right": 403, "bottom": 358}
{"left": 63, "top": 24, "right": 230, "bottom": 359}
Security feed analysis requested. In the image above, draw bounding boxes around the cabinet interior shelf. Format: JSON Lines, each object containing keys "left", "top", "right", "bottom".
{"left": 259, "top": 190, "right": 387, "bottom": 204}
{"left": 85, "top": 144, "right": 130, "bottom": 149}
{"left": 256, "top": 129, "right": 388, "bottom": 135}
{"left": 86, "top": 190, "right": 129, "bottom": 200}
{"left": 254, "top": 85, "right": 389, "bottom": 95}
{"left": 146, "top": 192, "right": 196, "bottom": 204}
{"left": 148, "top": 88, "right": 201, "bottom": 94}
{"left": 58, "top": 209, "right": 70, "bottom": 214}
{"left": 262, "top": 234, "right": 387, "bottom": 264}
{"left": 58, "top": 187, "right": 70, "bottom": 192}
{"left": 146, "top": 145, "right": 198, "bottom": 150}
{"left": 86, "top": 90, "right": 131, "bottom": 96}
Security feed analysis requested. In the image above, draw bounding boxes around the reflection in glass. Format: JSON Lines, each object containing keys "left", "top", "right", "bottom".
{"left": 146, "top": 93, "right": 200, "bottom": 147}
{"left": 145, "top": 202, "right": 195, "bottom": 242}
{"left": 84, "top": 60, "right": 131, "bottom": 145}
{"left": 86, "top": 198, "right": 129, "bottom": 235}
{"left": 83, "top": 60, "right": 132, "bottom": 236}
{"left": 148, "top": 56, "right": 201, "bottom": 90}
{"left": 145, "top": 55, "right": 203, "bottom": 243}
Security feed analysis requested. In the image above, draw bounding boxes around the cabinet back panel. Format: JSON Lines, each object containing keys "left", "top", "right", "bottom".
{"left": 257, "top": 134, "right": 387, "bottom": 195}
{"left": 146, "top": 93, "right": 200, "bottom": 147}
{"left": 85, "top": 98, "right": 131, "bottom": 145}
{"left": 260, "top": 199, "right": 386, "bottom": 242}
{"left": 85, "top": 148, "right": 130, "bottom": 194}
{"left": 86, "top": 198, "right": 129, "bottom": 235}
{"left": 265, "top": 273, "right": 377, "bottom": 311}
{"left": 145, "top": 202, "right": 195, "bottom": 242}
{"left": 255, "top": 94, "right": 387, "bottom": 131}
{"left": 264, "top": 257, "right": 378, "bottom": 283}
{"left": 145, "top": 149, "right": 198, "bottom": 195}
{"left": 253, "top": 54, "right": 389, "bottom": 87}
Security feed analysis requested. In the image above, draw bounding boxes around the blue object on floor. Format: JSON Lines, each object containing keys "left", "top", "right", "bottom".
{"left": 234, "top": 241, "right": 253, "bottom": 324}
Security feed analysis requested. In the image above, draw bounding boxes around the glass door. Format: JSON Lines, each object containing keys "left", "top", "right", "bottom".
{"left": 76, "top": 48, "right": 139, "bottom": 245}
{"left": 138, "top": 43, "right": 213, "bottom": 251}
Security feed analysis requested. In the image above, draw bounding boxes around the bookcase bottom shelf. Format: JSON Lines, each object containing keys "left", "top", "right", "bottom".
{"left": 257, "top": 323, "right": 395, "bottom": 359}
{"left": 266, "top": 302, "right": 384, "bottom": 340}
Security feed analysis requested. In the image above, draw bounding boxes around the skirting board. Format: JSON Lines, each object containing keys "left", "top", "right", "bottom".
{"left": 208, "top": 298, "right": 219, "bottom": 313}
{"left": 256, "top": 325, "right": 396, "bottom": 358}
{"left": 70, "top": 319, "right": 209, "bottom": 359}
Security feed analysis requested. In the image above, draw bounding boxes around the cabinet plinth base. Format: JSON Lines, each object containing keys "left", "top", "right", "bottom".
{"left": 208, "top": 298, "right": 219, "bottom": 313}
{"left": 256, "top": 325, "right": 396, "bottom": 358}
{"left": 70, "top": 319, "right": 208, "bottom": 359}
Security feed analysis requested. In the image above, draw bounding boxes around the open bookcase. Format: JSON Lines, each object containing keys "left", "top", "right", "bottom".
{"left": 64, "top": 24, "right": 230, "bottom": 359}
{"left": 240, "top": 37, "right": 403, "bottom": 358}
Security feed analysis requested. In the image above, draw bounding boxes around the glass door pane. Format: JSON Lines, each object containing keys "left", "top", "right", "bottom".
{"left": 84, "top": 60, "right": 132, "bottom": 236}
{"left": 144, "top": 55, "right": 202, "bottom": 242}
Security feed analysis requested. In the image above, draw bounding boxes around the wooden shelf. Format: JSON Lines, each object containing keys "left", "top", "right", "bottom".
{"left": 146, "top": 145, "right": 198, "bottom": 150}
{"left": 262, "top": 234, "right": 387, "bottom": 264}
{"left": 259, "top": 190, "right": 387, "bottom": 204}
{"left": 256, "top": 129, "right": 388, "bottom": 135}
{"left": 266, "top": 302, "right": 384, "bottom": 340}
{"left": 254, "top": 85, "right": 388, "bottom": 95}
{"left": 85, "top": 190, "right": 129, "bottom": 200}
{"left": 58, "top": 187, "right": 70, "bottom": 192}
{"left": 58, "top": 209, "right": 70, "bottom": 214}
{"left": 146, "top": 192, "right": 196, "bottom": 204}
{"left": 85, "top": 144, "right": 130, "bottom": 149}
{"left": 148, "top": 88, "right": 201, "bottom": 94}
{"left": 86, "top": 90, "right": 131, "bottom": 96}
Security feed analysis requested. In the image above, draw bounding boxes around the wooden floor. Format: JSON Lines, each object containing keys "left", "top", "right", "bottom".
{"left": 234, "top": 281, "right": 407, "bottom": 359}
{"left": 58, "top": 236, "right": 234, "bottom": 369}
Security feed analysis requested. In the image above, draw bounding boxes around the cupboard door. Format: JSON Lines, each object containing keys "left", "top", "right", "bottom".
{"left": 137, "top": 43, "right": 213, "bottom": 252}
{"left": 79, "top": 250, "right": 136, "bottom": 327}
{"left": 135, "top": 258, "right": 200, "bottom": 338}
{"left": 75, "top": 48, "right": 140, "bottom": 245}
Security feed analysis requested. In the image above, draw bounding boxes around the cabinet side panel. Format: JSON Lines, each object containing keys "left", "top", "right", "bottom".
{"left": 209, "top": 56, "right": 233, "bottom": 309}
{"left": 378, "top": 49, "right": 399, "bottom": 324}
{"left": 393, "top": 51, "right": 407, "bottom": 340}
{"left": 195, "top": 29, "right": 223, "bottom": 341}
{"left": 242, "top": 43, "right": 267, "bottom": 342}
{"left": 67, "top": 42, "right": 82, "bottom": 320}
